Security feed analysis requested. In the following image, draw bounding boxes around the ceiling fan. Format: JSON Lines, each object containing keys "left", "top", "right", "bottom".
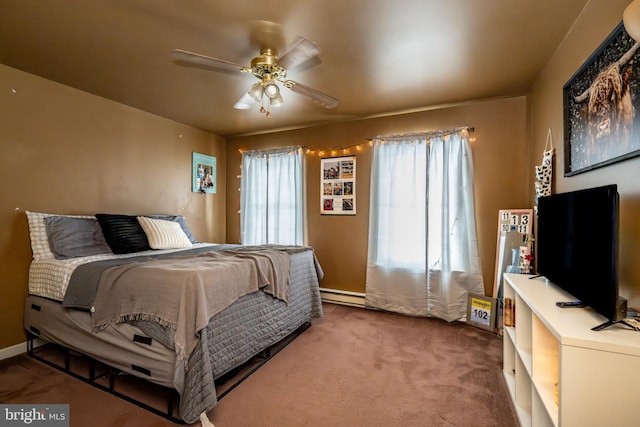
{"left": 171, "top": 36, "right": 339, "bottom": 116}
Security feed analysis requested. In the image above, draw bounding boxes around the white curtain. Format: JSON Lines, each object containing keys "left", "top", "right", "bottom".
{"left": 365, "top": 129, "right": 484, "bottom": 321}
{"left": 240, "top": 146, "right": 304, "bottom": 245}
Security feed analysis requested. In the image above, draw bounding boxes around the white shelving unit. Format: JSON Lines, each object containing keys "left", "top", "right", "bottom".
{"left": 503, "top": 273, "right": 640, "bottom": 427}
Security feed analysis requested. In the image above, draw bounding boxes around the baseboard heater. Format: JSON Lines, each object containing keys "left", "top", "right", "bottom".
{"left": 319, "top": 288, "right": 366, "bottom": 308}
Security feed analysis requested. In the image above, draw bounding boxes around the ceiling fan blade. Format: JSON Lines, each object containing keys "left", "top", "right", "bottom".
{"left": 285, "top": 80, "right": 339, "bottom": 109}
{"left": 171, "top": 49, "right": 247, "bottom": 73}
{"left": 233, "top": 92, "right": 256, "bottom": 110}
{"left": 277, "top": 37, "right": 321, "bottom": 70}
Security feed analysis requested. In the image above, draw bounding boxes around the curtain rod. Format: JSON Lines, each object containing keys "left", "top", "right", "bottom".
{"left": 366, "top": 126, "right": 474, "bottom": 142}
{"left": 241, "top": 145, "right": 302, "bottom": 156}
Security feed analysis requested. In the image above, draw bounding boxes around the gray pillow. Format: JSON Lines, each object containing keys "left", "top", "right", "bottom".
{"left": 45, "top": 216, "right": 113, "bottom": 259}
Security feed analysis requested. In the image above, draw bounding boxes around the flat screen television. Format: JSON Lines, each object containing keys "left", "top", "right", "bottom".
{"left": 537, "top": 184, "right": 625, "bottom": 329}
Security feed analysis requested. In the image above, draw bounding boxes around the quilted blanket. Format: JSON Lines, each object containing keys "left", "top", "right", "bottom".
{"left": 179, "top": 248, "right": 323, "bottom": 422}
{"left": 91, "top": 249, "right": 290, "bottom": 361}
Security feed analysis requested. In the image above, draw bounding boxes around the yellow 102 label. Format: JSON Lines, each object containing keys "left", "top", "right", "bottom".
{"left": 470, "top": 297, "right": 492, "bottom": 327}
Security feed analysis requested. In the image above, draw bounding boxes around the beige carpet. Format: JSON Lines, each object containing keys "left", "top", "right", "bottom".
{"left": 0, "top": 303, "right": 518, "bottom": 426}
{"left": 209, "top": 303, "right": 518, "bottom": 427}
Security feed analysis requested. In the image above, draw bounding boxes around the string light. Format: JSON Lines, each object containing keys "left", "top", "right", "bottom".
{"left": 304, "top": 142, "right": 369, "bottom": 157}
{"left": 237, "top": 127, "right": 475, "bottom": 158}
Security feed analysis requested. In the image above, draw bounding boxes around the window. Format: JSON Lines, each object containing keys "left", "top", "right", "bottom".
{"left": 240, "top": 147, "right": 304, "bottom": 245}
{"left": 365, "top": 129, "right": 484, "bottom": 320}
{"left": 368, "top": 138, "right": 427, "bottom": 271}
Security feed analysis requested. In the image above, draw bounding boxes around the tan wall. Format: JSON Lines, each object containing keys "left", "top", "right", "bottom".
{"left": 226, "top": 97, "right": 529, "bottom": 296}
{"left": 529, "top": 0, "right": 640, "bottom": 308}
{"left": 0, "top": 64, "right": 226, "bottom": 349}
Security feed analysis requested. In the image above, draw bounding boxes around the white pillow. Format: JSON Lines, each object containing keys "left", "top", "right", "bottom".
{"left": 137, "top": 216, "right": 192, "bottom": 250}
{"left": 26, "top": 211, "right": 95, "bottom": 261}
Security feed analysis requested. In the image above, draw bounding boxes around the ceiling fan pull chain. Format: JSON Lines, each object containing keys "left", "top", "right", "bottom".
{"left": 259, "top": 99, "right": 271, "bottom": 117}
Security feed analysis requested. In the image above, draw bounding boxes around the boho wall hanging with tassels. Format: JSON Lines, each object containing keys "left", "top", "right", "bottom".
{"left": 535, "top": 129, "right": 554, "bottom": 203}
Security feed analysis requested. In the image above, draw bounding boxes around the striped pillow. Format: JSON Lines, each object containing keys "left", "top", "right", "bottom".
{"left": 137, "top": 216, "right": 192, "bottom": 250}
{"left": 96, "top": 214, "right": 151, "bottom": 254}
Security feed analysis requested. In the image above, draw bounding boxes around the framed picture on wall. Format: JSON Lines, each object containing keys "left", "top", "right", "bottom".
{"left": 320, "top": 156, "right": 356, "bottom": 215}
{"left": 563, "top": 22, "right": 640, "bottom": 176}
{"left": 192, "top": 152, "right": 216, "bottom": 193}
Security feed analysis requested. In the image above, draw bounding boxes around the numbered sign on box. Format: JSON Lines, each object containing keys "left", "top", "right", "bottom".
{"left": 497, "top": 209, "right": 533, "bottom": 274}
{"left": 466, "top": 294, "right": 497, "bottom": 331}
{"left": 492, "top": 209, "right": 534, "bottom": 299}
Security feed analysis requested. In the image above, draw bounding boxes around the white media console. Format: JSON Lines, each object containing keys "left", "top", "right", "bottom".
{"left": 503, "top": 273, "right": 640, "bottom": 426}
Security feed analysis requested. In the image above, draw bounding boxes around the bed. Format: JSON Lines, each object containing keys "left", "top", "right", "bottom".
{"left": 22, "top": 211, "right": 324, "bottom": 424}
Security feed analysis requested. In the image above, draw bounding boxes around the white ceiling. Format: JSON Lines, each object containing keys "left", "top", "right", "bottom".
{"left": 0, "top": 0, "right": 591, "bottom": 137}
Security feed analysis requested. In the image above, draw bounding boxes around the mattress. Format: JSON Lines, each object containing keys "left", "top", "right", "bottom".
{"left": 24, "top": 294, "right": 177, "bottom": 387}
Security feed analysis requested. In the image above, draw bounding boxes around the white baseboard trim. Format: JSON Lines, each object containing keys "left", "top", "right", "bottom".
{"left": 0, "top": 338, "right": 46, "bottom": 361}
{"left": 320, "top": 287, "right": 366, "bottom": 308}
{"left": 0, "top": 341, "right": 30, "bottom": 361}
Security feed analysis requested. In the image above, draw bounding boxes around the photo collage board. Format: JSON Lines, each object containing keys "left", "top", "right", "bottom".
{"left": 321, "top": 156, "right": 356, "bottom": 215}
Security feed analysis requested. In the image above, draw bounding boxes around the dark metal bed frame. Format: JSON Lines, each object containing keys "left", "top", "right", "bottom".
{"left": 26, "top": 321, "right": 311, "bottom": 423}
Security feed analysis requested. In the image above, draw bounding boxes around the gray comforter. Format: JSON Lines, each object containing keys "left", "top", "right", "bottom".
{"left": 62, "top": 245, "right": 323, "bottom": 423}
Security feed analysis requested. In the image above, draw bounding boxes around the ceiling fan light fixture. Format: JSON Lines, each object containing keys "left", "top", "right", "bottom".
{"left": 269, "top": 91, "right": 284, "bottom": 108}
{"left": 173, "top": 34, "right": 338, "bottom": 114}
{"left": 263, "top": 81, "right": 280, "bottom": 99}
{"left": 248, "top": 82, "right": 264, "bottom": 102}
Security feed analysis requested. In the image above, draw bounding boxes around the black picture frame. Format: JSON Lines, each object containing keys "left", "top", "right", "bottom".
{"left": 563, "top": 22, "right": 640, "bottom": 176}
